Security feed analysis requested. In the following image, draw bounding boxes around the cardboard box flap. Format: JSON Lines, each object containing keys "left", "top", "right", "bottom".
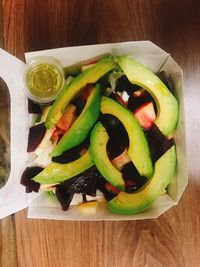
{"left": 0, "top": 49, "right": 28, "bottom": 219}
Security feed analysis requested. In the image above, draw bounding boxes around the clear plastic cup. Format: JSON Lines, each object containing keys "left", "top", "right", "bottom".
{"left": 24, "top": 56, "right": 65, "bottom": 104}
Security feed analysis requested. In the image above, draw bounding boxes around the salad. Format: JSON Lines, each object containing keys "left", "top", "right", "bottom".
{"left": 20, "top": 55, "right": 178, "bottom": 215}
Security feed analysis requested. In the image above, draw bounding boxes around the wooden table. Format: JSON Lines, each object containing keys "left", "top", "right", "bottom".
{"left": 0, "top": 1, "right": 199, "bottom": 266}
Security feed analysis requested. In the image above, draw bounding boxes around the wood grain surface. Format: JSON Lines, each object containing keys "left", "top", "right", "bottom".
{"left": 1, "top": 0, "right": 200, "bottom": 266}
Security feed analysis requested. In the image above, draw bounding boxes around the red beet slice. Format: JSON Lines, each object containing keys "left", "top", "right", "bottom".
{"left": 121, "top": 162, "right": 148, "bottom": 193}
{"left": 145, "top": 124, "right": 174, "bottom": 163}
{"left": 127, "top": 90, "right": 155, "bottom": 112}
{"left": 97, "top": 178, "right": 118, "bottom": 201}
{"left": 20, "top": 167, "right": 43, "bottom": 193}
{"left": 28, "top": 99, "right": 42, "bottom": 114}
{"left": 72, "top": 97, "right": 86, "bottom": 116}
{"left": 63, "top": 166, "right": 100, "bottom": 197}
{"left": 100, "top": 113, "right": 129, "bottom": 159}
{"left": 27, "top": 123, "right": 46, "bottom": 152}
{"left": 55, "top": 166, "right": 102, "bottom": 211}
{"left": 52, "top": 136, "right": 90, "bottom": 163}
{"left": 55, "top": 185, "right": 74, "bottom": 211}
{"left": 115, "top": 75, "right": 140, "bottom": 95}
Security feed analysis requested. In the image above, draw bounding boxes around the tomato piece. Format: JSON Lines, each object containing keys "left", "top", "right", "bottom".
{"left": 133, "top": 102, "right": 156, "bottom": 129}
{"left": 52, "top": 127, "right": 65, "bottom": 140}
{"left": 105, "top": 183, "right": 120, "bottom": 194}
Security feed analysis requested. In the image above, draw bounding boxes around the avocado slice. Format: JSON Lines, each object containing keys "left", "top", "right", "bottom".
{"left": 100, "top": 96, "right": 153, "bottom": 178}
{"left": 108, "top": 145, "right": 176, "bottom": 215}
{"left": 32, "top": 150, "right": 93, "bottom": 184}
{"left": 117, "top": 56, "right": 178, "bottom": 136}
{"left": 45, "top": 56, "right": 116, "bottom": 129}
{"left": 51, "top": 84, "right": 101, "bottom": 157}
{"left": 90, "top": 122, "right": 125, "bottom": 191}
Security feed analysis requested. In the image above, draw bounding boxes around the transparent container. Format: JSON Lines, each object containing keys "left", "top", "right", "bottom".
{"left": 24, "top": 57, "right": 65, "bottom": 104}
{"left": 0, "top": 77, "right": 10, "bottom": 189}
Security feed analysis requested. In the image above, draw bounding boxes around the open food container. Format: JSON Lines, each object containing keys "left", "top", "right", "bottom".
{"left": 0, "top": 41, "right": 187, "bottom": 220}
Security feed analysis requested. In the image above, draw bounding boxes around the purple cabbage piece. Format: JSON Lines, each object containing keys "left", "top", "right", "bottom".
{"left": 27, "top": 123, "right": 46, "bottom": 152}
{"left": 20, "top": 167, "right": 43, "bottom": 193}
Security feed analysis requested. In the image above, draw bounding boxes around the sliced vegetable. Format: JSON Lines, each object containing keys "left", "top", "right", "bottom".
{"left": 45, "top": 56, "right": 116, "bottom": 128}
{"left": 32, "top": 150, "right": 93, "bottom": 184}
{"left": 121, "top": 162, "right": 148, "bottom": 193}
{"left": 80, "top": 84, "right": 93, "bottom": 101}
{"left": 40, "top": 105, "right": 52, "bottom": 123}
{"left": 146, "top": 124, "right": 174, "bottom": 163}
{"left": 100, "top": 96, "right": 153, "bottom": 178}
{"left": 108, "top": 145, "right": 176, "bottom": 214}
{"left": 55, "top": 166, "right": 102, "bottom": 211}
{"left": 52, "top": 136, "right": 90, "bottom": 163}
{"left": 55, "top": 184, "right": 74, "bottom": 211}
{"left": 34, "top": 128, "right": 55, "bottom": 156}
{"left": 100, "top": 113, "right": 129, "bottom": 159}
{"left": 78, "top": 201, "right": 99, "bottom": 214}
{"left": 27, "top": 123, "right": 46, "bottom": 152}
{"left": 40, "top": 183, "right": 58, "bottom": 191}
{"left": 117, "top": 56, "right": 178, "bottom": 136}
{"left": 56, "top": 104, "right": 76, "bottom": 131}
{"left": 111, "top": 149, "right": 131, "bottom": 170}
{"left": 28, "top": 99, "right": 41, "bottom": 114}
{"left": 20, "top": 167, "right": 43, "bottom": 193}
{"left": 127, "top": 90, "right": 154, "bottom": 112}
{"left": 90, "top": 122, "right": 125, "bottom": 190}
{"left": 133, "top": 102, "right": 156, "bottom": 129}
{"left": 34, "top": 141, "right": 55, "bottom": 167}
{"left": 62, "top": 166, "right": 101, "bottom": 196}
{"left": 51, "top": 84, "right": 101, "bottom": 157}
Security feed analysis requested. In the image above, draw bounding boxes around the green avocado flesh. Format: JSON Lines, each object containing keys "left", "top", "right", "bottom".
{"left": 117, "top": 56, "right": 178, "bottom": 137}
{"left": 45, "top": 56, "right": 116, "bottom": 129}
{"left": 100, "top": 96, "right": 153, "bottom": 178}
{"left": 90, "top": 122, "right": 125, "bottom": 190}
{"left": 32, "top": 150, "right": 93, "bottom": 184}
{"left": 108, "top": 145, "right": 176, "bottom": 215}
{"left": 51, "top": 84, "right": 101, "bottom": 157}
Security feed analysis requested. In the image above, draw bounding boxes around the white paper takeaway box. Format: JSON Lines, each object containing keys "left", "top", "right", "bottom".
{"left": 0, "top": 41, "right": 187, "bottom": 220}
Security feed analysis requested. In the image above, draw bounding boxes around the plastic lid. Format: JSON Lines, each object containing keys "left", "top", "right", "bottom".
{"left": 24, "top": 57, "right": 65, "bottom": 104}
